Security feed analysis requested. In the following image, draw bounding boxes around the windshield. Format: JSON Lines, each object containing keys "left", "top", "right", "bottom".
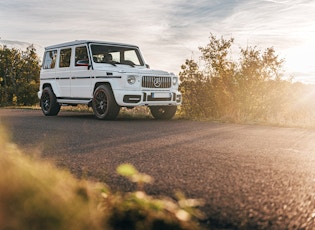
{"left": 90, "top": 44, "right": 144, "bottom": 67}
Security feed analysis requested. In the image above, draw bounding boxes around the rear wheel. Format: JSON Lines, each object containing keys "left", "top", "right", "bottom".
{"left": 149, "top": 106, "right": 177, "bottom": 120}
{"left": 40, "top": 87, "right": 61, "bottom": 116}
{"left": 92, "top": 85, "right": 120, "bottom": 120}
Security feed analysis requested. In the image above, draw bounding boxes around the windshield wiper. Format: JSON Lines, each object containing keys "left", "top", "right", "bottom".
{"left": 125, "top": 63, "right": 135, "bottom": 67}
{"left": 107, "top": 61, "right": 117, "bottom": 66}
{"left": 122, "top": 61, "right": 135, "bottom": 67}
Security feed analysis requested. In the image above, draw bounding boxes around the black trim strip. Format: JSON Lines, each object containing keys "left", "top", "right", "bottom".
{"left": 40, "top": 78, "right": 55, "bottom": 80}
{"left": 95, "top": 76, "right": 122, "bottom": 79}
{"left": 56, "top": 77, "right": 71, "bottom": 80}
{"left": 41, "top": 76, "right": 122, "bottom": 80}
{"left": 40, "top": 77, "right": 71, "bottom": 80}
{"left": 72, "top": 76, "right": 91, "bottom": 79}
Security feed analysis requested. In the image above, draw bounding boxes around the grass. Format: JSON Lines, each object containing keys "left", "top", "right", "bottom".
{"left": 0, "top": 125, "right": 204, "bottom": 230}
{"left": 7, "top": 102, "right": 315, "bottom": 128}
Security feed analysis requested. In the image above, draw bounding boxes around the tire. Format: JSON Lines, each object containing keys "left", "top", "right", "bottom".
{"left": 149, "top": 106, "right": 177, "bottom": 120}
{"left": 92, "top": 85, "right": 120, "bottom": 120}
{"left": 40, "top": 87, "right": 61, "bottom": 116}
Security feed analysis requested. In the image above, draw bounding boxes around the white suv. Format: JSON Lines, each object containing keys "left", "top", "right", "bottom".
{"left": 38, "top": 40, "right": 182, "bottom": 120}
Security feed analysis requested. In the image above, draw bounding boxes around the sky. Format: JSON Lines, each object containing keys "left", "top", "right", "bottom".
{"left": 0, "top": 0, "right": 315, "bottom": 83}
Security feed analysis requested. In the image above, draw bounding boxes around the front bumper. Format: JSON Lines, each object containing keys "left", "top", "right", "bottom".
{"left": 115, "top": 90, "right": 182, "bottom": 106}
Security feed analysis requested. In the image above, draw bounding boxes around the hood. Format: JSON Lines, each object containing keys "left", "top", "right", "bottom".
{"left": 93, "top": 64, "right": 171, "bottom": 76}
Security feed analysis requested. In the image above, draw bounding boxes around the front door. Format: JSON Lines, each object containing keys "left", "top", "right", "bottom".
{"left": 71, "top": 45, "right": 92, "bottom": 99}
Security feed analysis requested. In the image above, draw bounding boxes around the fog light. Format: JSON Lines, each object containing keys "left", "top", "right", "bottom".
{"left": 176, "top": 94, "right": 182, "bottom": 103}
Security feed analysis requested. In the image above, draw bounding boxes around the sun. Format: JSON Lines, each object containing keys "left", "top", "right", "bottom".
{"left": 283, "top": 40, "right": 315, "bottom": 79}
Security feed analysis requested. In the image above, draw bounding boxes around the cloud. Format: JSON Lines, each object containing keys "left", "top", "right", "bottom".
{"left": 219, "top": 0, "right": 315, "bottom": 44}
{"left": 1, "top": 0, "right": 315, "bottom": 81}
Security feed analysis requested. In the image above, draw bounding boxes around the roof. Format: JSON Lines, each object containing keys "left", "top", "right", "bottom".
{"left": 45, "top": 40, "right": 139, "bottom": 50}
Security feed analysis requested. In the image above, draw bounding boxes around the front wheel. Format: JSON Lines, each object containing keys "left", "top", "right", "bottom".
{"left": 149, "top": 106, "right": 177, "bottom": 120}
{"left": 40, "top": 87, "right": 61, "bottom": 116}
{"left": 92, "top": 85, "right": 120, "bottom": 120}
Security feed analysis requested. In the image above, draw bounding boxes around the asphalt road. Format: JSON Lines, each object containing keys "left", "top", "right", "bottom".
{"left": 1, "top": 108, "right": 315, "bottom": 229}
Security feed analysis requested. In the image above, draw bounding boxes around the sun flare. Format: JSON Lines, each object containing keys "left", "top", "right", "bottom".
{"left": 283, "top": 40, "right": 315, "bottom": 77}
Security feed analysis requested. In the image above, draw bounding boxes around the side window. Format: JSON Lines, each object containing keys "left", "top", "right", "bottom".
{"left": 43, "top": 50, "right": 57, "bottom": 69}
{"left": 75, "top": 46, "right": 89, "bottom": 66}
{"left": 59, "top": 48, "right": 72, "bottom": 68}
{"left": 110, "top": 51, "right": 120, "bottom": 63}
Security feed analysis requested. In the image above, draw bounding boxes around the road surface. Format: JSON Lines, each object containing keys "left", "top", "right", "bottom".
{"left": 0, "top": 109, "right": 315, "bottom": 229}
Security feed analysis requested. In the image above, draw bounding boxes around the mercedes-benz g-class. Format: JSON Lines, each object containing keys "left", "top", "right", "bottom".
{"left": 38, "top": 40, "right": 182, "bottom": 119}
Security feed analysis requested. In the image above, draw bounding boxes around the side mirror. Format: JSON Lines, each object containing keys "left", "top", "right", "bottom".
{"left": 76, "top": 60, "right": 89, "bottom": 67}
{"left": 145, "top": 64, "right": 150, "bottom": 69}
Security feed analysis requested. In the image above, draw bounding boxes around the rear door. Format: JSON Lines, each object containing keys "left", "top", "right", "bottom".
{"left": 41, "top": 49, "right": 57, "bottom": 90}
{"left": 57, "top": 47, "right": 72, "bottom": 97}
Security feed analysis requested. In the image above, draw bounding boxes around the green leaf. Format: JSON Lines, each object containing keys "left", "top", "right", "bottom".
{"left": 116, "top": 164, "right": 138, "bottom": 177}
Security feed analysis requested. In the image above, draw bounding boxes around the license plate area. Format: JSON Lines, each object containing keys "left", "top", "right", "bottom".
{"left": 151, "top": 92, "right": 171, "bottom": 98}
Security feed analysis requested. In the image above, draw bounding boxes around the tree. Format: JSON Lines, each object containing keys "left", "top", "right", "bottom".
{"left": 179, "top": 34, "right": 238, "bottom": 119}
{"left": 0, "top": 45, "right": 40, "bottom": 106}
{"left": 237, "top": 46, "right": 285, "bottom": 120}
{"left": 179, "top": 34, "right": 287, "bottom": 122}
{"left": 199, "top": 34, "right": 238, "bottom": 117}
{"left": 179, "top": 59, "right": 214, "bottom": 119}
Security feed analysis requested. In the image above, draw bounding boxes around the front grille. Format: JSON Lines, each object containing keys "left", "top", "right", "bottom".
{"left": 142, "top": 76, "right": 171, "bottom": 88}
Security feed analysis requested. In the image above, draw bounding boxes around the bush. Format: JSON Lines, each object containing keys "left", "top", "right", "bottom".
{"left": 179, "top": 34, "right": 315, "bottom": 127}
{"left": 0, "top": 126, "right": 204, "bottom": 230}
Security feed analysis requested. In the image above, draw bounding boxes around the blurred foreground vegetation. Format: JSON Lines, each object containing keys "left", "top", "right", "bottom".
{"left": 1, "top": 36, "right": 315, "bottom": 127}
{"left": 0, "top": 126, "right": 204, "bottom": 230}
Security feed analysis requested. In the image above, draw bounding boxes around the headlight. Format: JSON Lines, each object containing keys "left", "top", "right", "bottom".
{"left": 127, "top": 75, "right": 136, "bottom": 85}
{"left": 172, "top": 76, "right": 178, "bottom": 86}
